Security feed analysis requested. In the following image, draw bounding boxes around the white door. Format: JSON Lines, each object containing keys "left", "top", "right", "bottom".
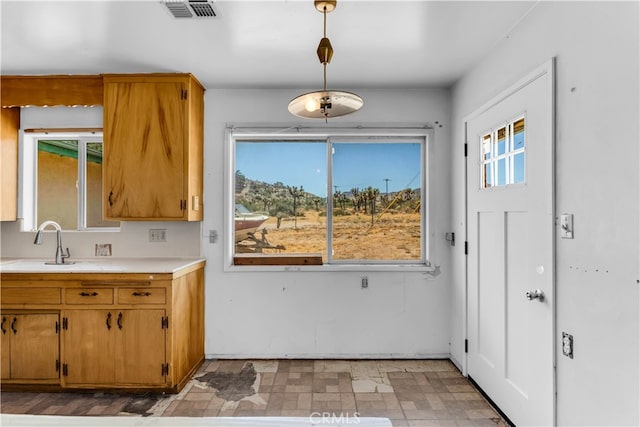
{"left": 466, "top": 61, "right": 555, "bottom": 426}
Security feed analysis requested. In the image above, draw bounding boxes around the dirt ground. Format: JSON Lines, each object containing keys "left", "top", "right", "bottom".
{"left": 237, "top": 210, "right": 421, "bottom": 261}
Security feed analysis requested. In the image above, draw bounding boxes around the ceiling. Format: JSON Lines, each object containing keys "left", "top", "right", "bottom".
{"left": 0, "top": 0, "right": 538, "bottom": 90}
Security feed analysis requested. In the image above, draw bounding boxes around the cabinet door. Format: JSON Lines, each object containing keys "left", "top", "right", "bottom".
{"left": 63, "top": 310, "right": 114, "bottom": 385}
{"left": 115, "top": 309, "right": 166, "bottom": 385}
{"left": 10, "top": 314, "right": 59, "bottom": 380}
{"left": 104, "top": 81, "right": 186, "bottom": 220}
{"left": 0, "top": 108, "right": 20, "bottom": 221}
{"left": 1, "top": 315, "right": 11, "bottom": 379}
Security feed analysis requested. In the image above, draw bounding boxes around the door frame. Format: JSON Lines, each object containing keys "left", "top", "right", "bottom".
{"left": 462, "top": 58, "right": 557, "bottom": 424}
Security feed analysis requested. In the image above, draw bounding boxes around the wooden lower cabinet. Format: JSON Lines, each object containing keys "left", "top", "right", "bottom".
{"left": 0, "top": 313, "right": 59, "bottom": 381}
{"left": 63, "top": 309, "right": 166, "bottom": 387}
{"left": 0, "top": 262, "right": 204, "bottom": 393}
{"left": 62, "top": 310, "right": 114, "bottom": 385}
{"left": 115, "top": 309, "right": 166, "bottom": 386}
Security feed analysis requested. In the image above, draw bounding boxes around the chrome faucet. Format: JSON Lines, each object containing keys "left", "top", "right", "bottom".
{"left": 33, "top": 221, "right": 74, "bottom": 265}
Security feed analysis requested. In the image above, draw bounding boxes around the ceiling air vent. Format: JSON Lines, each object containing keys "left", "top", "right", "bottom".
{"left": 163, "top": 0, "right": 219, "bottom": 19}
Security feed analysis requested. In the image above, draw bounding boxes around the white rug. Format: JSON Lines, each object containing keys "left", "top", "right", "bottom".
{"left": 1, "top": 414, "right": 391, "bottom": 427}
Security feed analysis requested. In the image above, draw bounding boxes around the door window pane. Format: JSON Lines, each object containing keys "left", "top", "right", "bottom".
{"left": 513, "top": 152, "right": 525, "bottom": 184}
{"left": 497, "top": 158, "right": 506, "bottom": 186}
{"left": 480, "top": 116, "right": 526, "bottom": 189}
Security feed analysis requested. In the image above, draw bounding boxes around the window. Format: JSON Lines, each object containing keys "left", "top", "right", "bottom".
{"left": 24, "top": 133, "right": 119, "bottom": 230}
{"left": 229, "top": 128, "right": 431, "bottom": 267}
{"left": 481, "top": 116, "right": 525, "bottom": 188}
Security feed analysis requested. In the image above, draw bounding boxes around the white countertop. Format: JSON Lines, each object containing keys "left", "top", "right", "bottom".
{"left": 0, "top": 257, "right": 205, "bottom": 274}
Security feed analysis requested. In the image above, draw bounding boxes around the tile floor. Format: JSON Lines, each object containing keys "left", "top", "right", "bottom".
{"left": 1, "top": 359, "right": 507, "bottom": 427}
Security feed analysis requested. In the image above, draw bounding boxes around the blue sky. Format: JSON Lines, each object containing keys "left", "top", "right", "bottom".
{"left": 236, "top": 141, "right": 421, "bottom": 197}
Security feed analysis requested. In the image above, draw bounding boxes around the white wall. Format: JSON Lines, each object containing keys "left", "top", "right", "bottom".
{"left": 450, "top": 2, "right": 639, "bottom": 425}
{"left": 0, "top": 88, "right": 454, "bottom": 359}
{"left": 202, "top": 88, "right": 454, "bottom": 358}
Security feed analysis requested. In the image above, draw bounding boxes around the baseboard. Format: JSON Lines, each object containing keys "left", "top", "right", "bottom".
{"left": 204, "top": 353, "right": 451, "bottom": 360}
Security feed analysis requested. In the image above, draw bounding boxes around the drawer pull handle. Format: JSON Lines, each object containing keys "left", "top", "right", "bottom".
{"left": 106, "top": 312, "right": 112, "bottom": 330}
{"left": 79, "top": 291, "right": 99, "bottom": 297}
{"left": 10, "top": 317, "right": 17, "bottom": 334}
{"left": 117, "top": 312, "right": 123, "bottom": 330}
{"left": 108, "top": 191, "right": 113, "bottom": 206}
{"left": 1, "top": 316, "right": 6, "bottom": 335}
{"left": 132, "top": 291, "right": 151, "bottom": 297}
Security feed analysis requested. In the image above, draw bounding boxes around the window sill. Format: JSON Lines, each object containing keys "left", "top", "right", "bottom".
{"left": 233, "top": 253, "right": 323, "bottom": 266}
{"left": 225, "top": 260, "right": 436, "bottom": 273}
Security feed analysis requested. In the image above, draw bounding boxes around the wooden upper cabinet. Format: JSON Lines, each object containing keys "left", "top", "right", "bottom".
{"left": 103, "top": 74, "right": 204, "bottom": 221}
{"left": 0, "top": 108, "right": 20, "bottom": 222}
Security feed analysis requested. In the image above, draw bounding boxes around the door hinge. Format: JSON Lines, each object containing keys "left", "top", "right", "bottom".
{"left": 62, "top": 363, "right": 68, "bottom": 377}
{"left": 162, "top": 363, "right": 169, "bottom": 376}
{"left": 464, "top": 143, "right": 468, "bottom": 157}
{"left": 161, "top": 316, "right": 169, "bottom": 329}
{"left": 464, "top": 339, "right": 469, "bottom": 353}
{"left": 181, "top": 89, "right": 188, "bottom": 100}
{"left": 62, "top": 317, "right": 68, "bottom": 330}
{"left": 464, "top": 241, "right": 468, "bottom": 255}
{"left": 56, "top": 360, "right": 60, "bottom": 372}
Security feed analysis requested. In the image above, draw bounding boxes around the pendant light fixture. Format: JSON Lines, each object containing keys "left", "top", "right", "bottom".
{"left": 288, "top": 0, "right": 363, "bottom": 121}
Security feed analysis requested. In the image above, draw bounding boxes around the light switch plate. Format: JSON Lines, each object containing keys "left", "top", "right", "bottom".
{"left": 560, "top": 213, "right": 573, "bottom": 239}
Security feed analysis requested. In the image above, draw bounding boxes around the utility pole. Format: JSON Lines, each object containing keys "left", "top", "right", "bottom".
{"left": 383, "top": 178, "right": 391, "bottom": 196}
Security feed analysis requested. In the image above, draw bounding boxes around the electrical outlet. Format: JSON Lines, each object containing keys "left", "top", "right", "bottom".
{"left": 149, "top": 229, "right": 167, "bottom": 242}
{"left": 361, "top": 276, "right": 369, "bottom": 289}
{"left": 209, "top": 230, "right": 218, "bottom": 244}
{"left": 562, "top": 332, "right": 574, "bottom": 359}
{"left": 95, "top": 243, "right": 112, "bottom": 256}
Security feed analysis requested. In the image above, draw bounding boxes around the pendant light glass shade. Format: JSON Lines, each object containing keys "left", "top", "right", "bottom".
{"left": 288, "top": 90, "right": 364, "bottom": 119}
{"left": 288, "top": 0, "right": 363, "bottom": 120}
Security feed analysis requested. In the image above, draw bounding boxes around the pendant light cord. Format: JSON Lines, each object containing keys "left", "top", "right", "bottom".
{"left": 322, "top": 5, "right": 328, "bottom": 92}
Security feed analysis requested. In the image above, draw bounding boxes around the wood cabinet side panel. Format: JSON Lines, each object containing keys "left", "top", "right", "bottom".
{"left": 170, "top": 267, "right": 204, "bottom": 384}
{"left": 0, "top": 107, "right": 20, "bottom": 221}
{"left": 187, "top": 78, "right": 204, "bottom": 221}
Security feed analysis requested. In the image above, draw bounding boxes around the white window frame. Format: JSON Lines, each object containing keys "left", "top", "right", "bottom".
{"left": 20, "top": 132, "right": 119, "bottom": 232}
{"left": 480, "top": 114, "right": 526, "bottom": 189}
{"left": 224, "top": 125, "right": 435, "bottom": 272}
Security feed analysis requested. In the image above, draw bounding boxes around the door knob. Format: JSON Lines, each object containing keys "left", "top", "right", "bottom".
{"left": 526, "top": 289, "right": 545, "bottom": 302}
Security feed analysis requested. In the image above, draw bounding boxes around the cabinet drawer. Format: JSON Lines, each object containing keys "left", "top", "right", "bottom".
{"left": 1, "top": 288, "right": 61, "bottom": 305}
{"left": 65, "top": 289, "right": 113, "bottom": 305}
{"left": 118, "top": 288, "right": 166, "bottom": 304}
